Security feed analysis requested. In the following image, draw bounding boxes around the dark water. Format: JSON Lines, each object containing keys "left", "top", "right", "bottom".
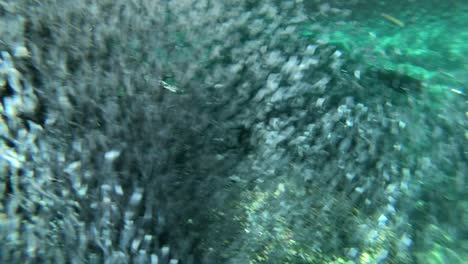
{"left": 0, "top": 1, "right": 466, "bottom": 263}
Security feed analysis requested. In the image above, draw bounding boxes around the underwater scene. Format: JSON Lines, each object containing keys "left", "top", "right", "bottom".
{"left": 0, "top": 0, "right": 466, "bottom": 263}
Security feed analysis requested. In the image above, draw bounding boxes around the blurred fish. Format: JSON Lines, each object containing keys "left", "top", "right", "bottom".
{"left": 381, "top": 13, "right": 405, "bottom": 27}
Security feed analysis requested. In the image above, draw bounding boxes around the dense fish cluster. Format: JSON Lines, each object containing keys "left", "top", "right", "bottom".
{"left": 0, "top": 0, "right": 465, "bottom": 263}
